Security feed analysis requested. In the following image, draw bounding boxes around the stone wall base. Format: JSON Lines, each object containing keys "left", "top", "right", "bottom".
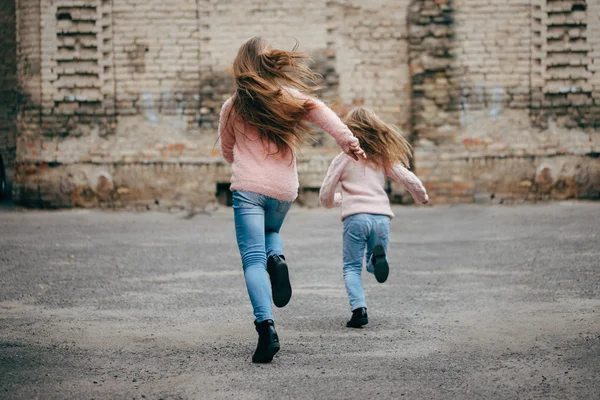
{"left": 12, "top": 154, "right": 600, "bottom": 209}
{"left": 417, "top": 153, "right": 600, "bottom": 204}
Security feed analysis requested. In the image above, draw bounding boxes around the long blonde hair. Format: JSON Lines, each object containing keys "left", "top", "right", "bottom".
{"left": 344, "top": 107, "right": 413, "bottom": 170}
{"left": 229, "top": 36, "right": 320, "bottom": 156}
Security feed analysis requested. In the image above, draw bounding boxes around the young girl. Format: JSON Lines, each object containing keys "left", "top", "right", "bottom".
{"left": 219, "top": 37, "right": 365, "bottom": 363}
{"left": 319, "top": 107, "right": 428, "bottom": 328}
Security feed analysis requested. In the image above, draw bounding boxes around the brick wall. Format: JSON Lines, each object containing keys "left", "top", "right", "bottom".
{"left": 409, "top": 0, "right": 599, "bottom": 204}
{"left": 36, "top": 0, "right": 116, "bottom": 138}
{"left": 11, "top": 0, "right": 416, "bottom": 208}
{"left": 0, "top": 0, "right": 17, "bottom": 186}
{"left": 329, "top": 0, "right": 412, "bottom": 129}
{"left": 113, "top": 0, "right": 199, "bottom": 126}
{"left": 13, "top": 0, "right": 42, "bottom": 199}
{"left": 8, "top": 0, "right": 600, "bottom": 208}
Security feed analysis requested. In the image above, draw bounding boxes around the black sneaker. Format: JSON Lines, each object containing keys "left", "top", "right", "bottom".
{"left": 372, "top": 244, "right": 389, "bottom": 283}
{"left": 252, "top": 319, "right": 280, "bottom": 363}
{"left": 346, "top": 307, "right": 368, "bottom": 328}
{"left": 266, "top": 255, "right": 292, "bottom": 308}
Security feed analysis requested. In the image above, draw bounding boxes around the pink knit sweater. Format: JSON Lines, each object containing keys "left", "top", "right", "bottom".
{"left": 319, "top": 153, "right": 429, "bottom": 220}
{"left": 219, "top": 89, "right": 360, "bottom": 202}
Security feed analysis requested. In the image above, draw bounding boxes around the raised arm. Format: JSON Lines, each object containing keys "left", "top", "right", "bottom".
{"left": 387, "top": 164, "right": 429, "bottom": 204}
{"left": 319, "top": 153, "right": 349, "bottom": 208}
{"left": 218, "top": 98, "right": 236, "bottom": 164}
{"left": 286, "top": 88, "right": 364, "bottom": 160}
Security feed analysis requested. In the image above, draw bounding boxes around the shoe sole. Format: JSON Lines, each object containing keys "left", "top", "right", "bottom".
{"left": 272, "top": 263, "right": 292, "bottom": 308}
{"left": 372, "top": 244, "right": 389, "bottom": 283}
{"left": 252, "top": 342, "right": 280, "bottom": 363}
{"left": 346, "top": 317, "right": 368, "bottom": 328}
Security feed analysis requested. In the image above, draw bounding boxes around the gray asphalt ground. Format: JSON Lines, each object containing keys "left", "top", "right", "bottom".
{"left": 1, "top": 202, "right": 599, "bottom": 399}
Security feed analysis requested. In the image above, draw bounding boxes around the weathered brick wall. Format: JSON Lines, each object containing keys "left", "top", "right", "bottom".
{"left": 0, "top": 0, "right": 17, "bottom": 186}
{"left": 329, "top": 0, "right": 412, "bottom": 129}
{"left": 9, "top": 0, "right": 600, "bottom": 208}
{"left": 531, "top": 0, "right": 600, "bottom": 129}
{"left": 198, "top": 0, "right": 328, "bottom": 72}
{"left": 196, "top": 0, "right": 332, "bottom": 147}
{"left": 16, "top": 161, "right": 232, "bottom": 210}
{"left": 12, "top": 0, "right": 414, "bottom": 208}
{"left": 37, "top": 0, "right": 116, "bottom": 138}
{"left": 409, "top": 0, "right": 600, "bottom": 204}
{"left": 113, "top": 0, "right": 199, "bottom": 129}
{"left": 13, "top": 0, "right": 42, "bottom": 199}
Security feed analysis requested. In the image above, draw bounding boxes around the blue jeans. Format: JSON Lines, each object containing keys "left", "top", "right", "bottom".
{"left": 233, "top": 191, "right": 293, "bottom": 322}
{"left": 343, "top": 214, "right": 391, "bottom": 311}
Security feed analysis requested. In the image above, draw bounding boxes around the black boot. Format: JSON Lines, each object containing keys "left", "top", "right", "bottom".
{"left": 252, "top": 319, "right": 280, "bottom": 363}
{"left": 371, "top": 244, "right": 389, "bottom": 283}
{"left": 346, "top": 307, "right": 368, "bottom": 328}
{"left": 267, "top": 255, "right": 292, "bottom": 308}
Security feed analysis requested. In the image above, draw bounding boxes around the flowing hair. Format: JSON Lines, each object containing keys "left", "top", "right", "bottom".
{"left": 228, "top": 36, "right": 320, "bottom": 156}
{"left": 344, "top": 107, "right": 413, "bottom": 171}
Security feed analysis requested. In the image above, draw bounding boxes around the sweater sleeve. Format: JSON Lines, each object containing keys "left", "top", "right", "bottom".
{"left": 319, "top": 153, "right": 349, "bottom": 208}
{"left": 286, "top": 88, "right": 359, "bottom": 153}
{"left": 218, "top": 98, "right": 235, "bottom": 164}
{"left": 387, "top": 163, "right": 429, "bottom": 204}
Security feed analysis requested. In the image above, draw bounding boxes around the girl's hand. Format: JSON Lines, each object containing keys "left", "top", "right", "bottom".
{"left": 347, "top": 139, "right": 366, "bottom": 161}
{"left": 334, "top": 192, "right": 342, "bottom": 207}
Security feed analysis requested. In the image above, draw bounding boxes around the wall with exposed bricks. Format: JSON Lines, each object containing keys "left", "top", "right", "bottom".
{"left": 7, "top": 0, "right": 600, "bottom": 208}
{"left": 409, "top": 0, "right": 599, "bottom": 204}
{"left": 0, "top": 0, "right": 17, "bottom": 187}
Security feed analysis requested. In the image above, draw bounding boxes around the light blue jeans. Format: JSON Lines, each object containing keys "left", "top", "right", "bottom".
{"left": 233, "top": 191, "right": 292, "bottom": 322}
{"left": 343, "top": 213, "right": 391, "bottom": 311}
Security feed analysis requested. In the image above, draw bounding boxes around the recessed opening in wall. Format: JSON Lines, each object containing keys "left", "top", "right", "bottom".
{"left": 57, "top": 32, "right": 96, "bottom": 38}
{"left": 572, "top": 3, "right": 586, "bottom": 12}
{"left": 216, "top": 183, "right": 232, "bottom": 206}
{"left": 56, "top": 12, "right": 72, "bottom": 20}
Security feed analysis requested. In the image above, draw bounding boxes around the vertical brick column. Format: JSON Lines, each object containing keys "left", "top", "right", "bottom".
{"left": 408, "top": 0, "right": 473, "bottom": 203}
{"left": 0, "top": 0, "right": 18, "bottom": 187}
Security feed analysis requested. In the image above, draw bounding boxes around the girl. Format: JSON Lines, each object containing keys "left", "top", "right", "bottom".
{"left": 219, "top": 37, "right": 365, "bottom": 363}
{"left": 319, "top": 107, "right": 428, "bottom": 328}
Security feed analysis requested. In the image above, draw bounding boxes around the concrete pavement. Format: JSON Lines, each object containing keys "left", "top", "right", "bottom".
{"left": 1, "top": 203, "right": 599, "bottom": 399}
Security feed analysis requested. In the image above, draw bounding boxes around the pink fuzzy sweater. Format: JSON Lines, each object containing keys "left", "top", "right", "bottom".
{"left": 319, "top": 153, "right": 429, "bottom": 220}
{"left": 218, "top": 89, "right": 359, "bottom": 202}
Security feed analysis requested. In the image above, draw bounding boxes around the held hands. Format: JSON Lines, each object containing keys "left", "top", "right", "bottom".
{"left": 346, "top": 137, "right": 366, "bottom": 161}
